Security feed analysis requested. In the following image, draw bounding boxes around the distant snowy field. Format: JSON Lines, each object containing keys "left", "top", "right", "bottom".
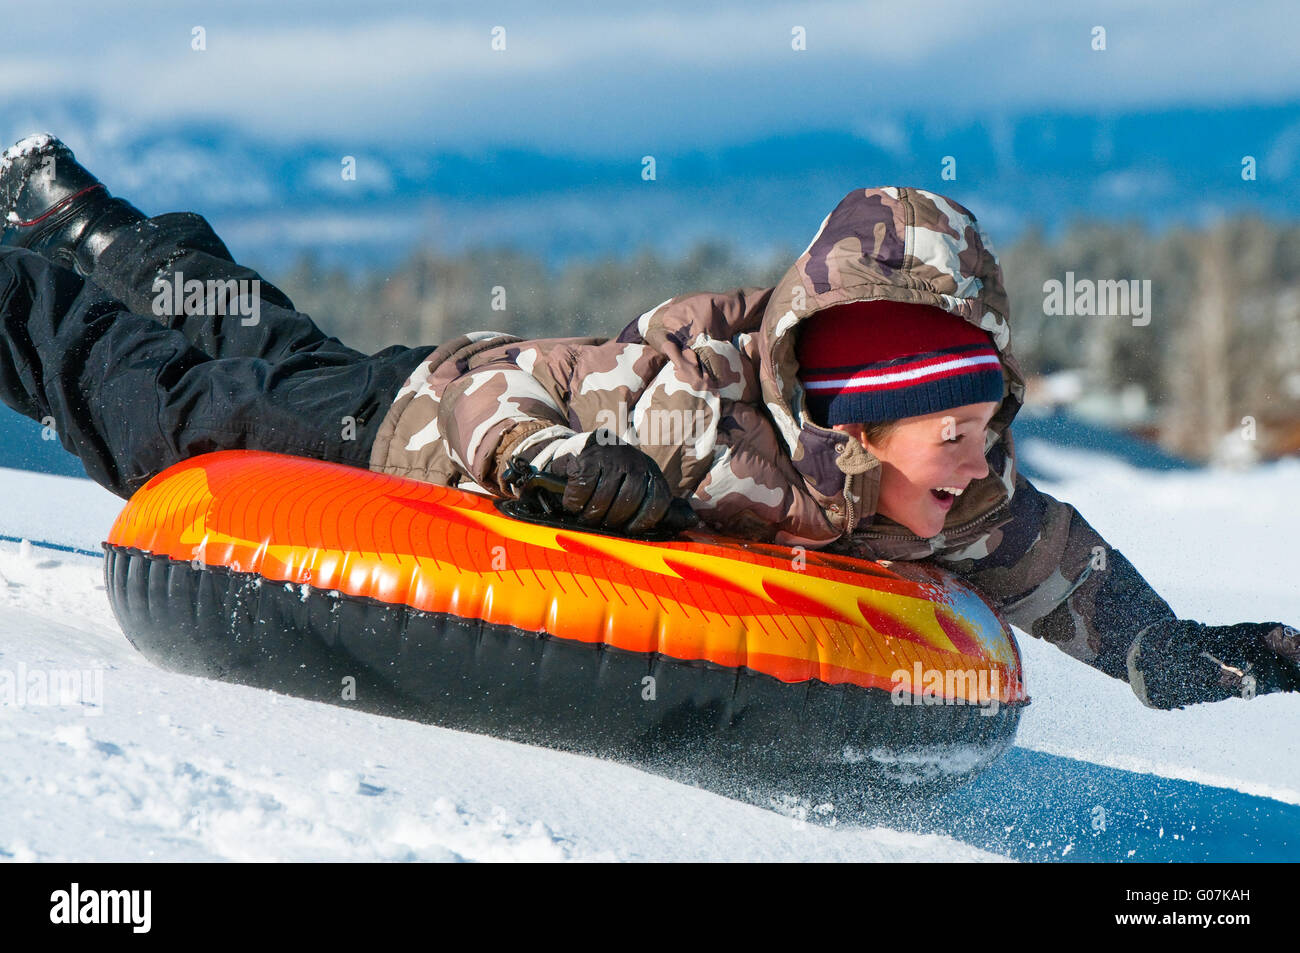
{"left": 1, "top": 442, "right": 1297, "bottom": 862}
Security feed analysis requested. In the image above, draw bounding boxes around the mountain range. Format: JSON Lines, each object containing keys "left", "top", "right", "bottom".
{"left": 3, "top": 99, "right": 1298, "bottom": 272}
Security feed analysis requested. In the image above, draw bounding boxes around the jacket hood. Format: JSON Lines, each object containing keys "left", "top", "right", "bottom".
{"left": 755, "top": 186, "right": 1027, "bottom": 537}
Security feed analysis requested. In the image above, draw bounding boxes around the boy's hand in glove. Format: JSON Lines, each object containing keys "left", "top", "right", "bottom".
{"left": 548, "top": 430, "right": 674, "bottom": 534}
{"left": 1127, "top": 620, "right": 1300, "bottom": 710}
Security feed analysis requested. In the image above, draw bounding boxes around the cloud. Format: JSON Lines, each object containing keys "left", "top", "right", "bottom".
{"left": 1, "top": 0, "right": 1298, "bottom": 153}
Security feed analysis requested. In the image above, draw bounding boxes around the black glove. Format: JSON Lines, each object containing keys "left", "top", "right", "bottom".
{"left": 549, "top": 431, "right": 673, "bottom": 534}
{"left": 1128, "top": 620, "right": 1300, "bottom": 710}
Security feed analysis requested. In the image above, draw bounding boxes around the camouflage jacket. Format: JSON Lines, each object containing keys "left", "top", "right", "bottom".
{"left": 368, "top": 187, "right": 1184, "bottom": 705}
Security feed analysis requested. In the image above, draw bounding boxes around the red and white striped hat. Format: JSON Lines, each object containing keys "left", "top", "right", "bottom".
{"left": 795, "top": 300, "right": 1004, "bottom": 426}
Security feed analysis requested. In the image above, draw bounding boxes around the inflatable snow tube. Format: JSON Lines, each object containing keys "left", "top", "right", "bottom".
{"left": 103, "top": 450, "right": 1028, "bottom": 799}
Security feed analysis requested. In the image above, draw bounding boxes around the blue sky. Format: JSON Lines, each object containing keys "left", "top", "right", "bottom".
{"left": 3, "top": 0, "right": 1297, "bottom": 154}
{"left": 3, "top": 1, "right": 1297, "bottom": 271}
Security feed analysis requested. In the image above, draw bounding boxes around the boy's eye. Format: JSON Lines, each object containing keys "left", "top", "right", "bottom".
{"left": 944, "top": 434, "right": 964, "bottom": 444}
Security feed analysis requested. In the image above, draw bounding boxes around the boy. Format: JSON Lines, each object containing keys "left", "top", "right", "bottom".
{"left": 2, "top": 134, "right": 1296, "bottom": 711}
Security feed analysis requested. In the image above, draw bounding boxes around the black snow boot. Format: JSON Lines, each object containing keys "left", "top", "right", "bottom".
{"left": 0, "top": 133, "right": 146, "bottom": 278}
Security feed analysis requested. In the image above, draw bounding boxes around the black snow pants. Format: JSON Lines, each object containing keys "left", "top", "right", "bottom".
{"left": 0, "top": 213, "right": 434, "bottom": 499}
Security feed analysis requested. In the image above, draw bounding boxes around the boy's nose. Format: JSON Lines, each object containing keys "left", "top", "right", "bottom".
{"left": 964, "top": 439, "right": 991, "bottom": 481}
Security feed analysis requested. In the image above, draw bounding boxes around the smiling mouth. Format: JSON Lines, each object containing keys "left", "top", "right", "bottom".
{"left": 930, "top": 485, "right": 965, "bottom": 504}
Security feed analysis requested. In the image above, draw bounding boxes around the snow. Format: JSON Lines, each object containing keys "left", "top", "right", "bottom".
{"left": 2, "top": 132, "right": 57, "bottom": 225}
{"left": 0, "top": 444, "right": 1297, "bottom": 861}
{"left": 0, "top": 132, "right": 55, "bottom": 172}
{"left": 0, "top": 132, "right": 56, "bottom": 214}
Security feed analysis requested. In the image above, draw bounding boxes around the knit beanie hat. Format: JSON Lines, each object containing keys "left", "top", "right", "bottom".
{"left": 795, "top": 300, "right": 1004, "bottom": 426}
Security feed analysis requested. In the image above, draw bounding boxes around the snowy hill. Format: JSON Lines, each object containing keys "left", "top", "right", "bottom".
{"left": 1, "top": 442, "right": 1298, "bottom": 862}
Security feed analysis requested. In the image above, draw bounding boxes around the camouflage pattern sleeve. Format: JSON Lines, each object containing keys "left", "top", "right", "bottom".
{"left": 434, "top": 333, "right": 665, "bottom": 496}
{"left": 435, "top": 357, "right": 580, "bottom": 495}
{"left": 932, "top": 472, "right": 1178, "bottom": 688}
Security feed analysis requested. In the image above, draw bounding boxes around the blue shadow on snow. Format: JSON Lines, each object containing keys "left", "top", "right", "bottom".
{"left": 869, "top": 746, "right": 1300, "bottom": 862}
{"left": 0, "top": 404, "right": 89, "bottom": 479}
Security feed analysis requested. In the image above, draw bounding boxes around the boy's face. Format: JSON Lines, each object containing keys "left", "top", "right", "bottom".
{"left": 834, "top": 401, "right": 999, "bottom": 539}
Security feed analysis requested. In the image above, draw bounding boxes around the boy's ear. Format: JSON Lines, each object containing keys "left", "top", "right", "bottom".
{"left": 831, "top": 422, "right": 882, "bottom": 457}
